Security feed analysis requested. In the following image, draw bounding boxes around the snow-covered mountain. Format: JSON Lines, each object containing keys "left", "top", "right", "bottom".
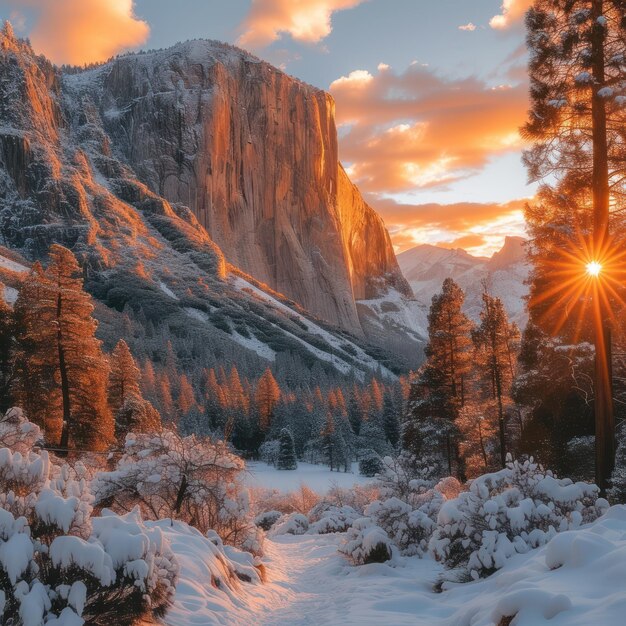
{"left": 398, "top": 236, "right": 530, "bottom": 329}
{"left": 0, "top": 24, "right": 421, "bottom": 375}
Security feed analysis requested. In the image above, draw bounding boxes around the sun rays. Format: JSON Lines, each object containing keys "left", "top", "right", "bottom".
{"left": 531, "top": 225, "right": 626, "bottom": 342}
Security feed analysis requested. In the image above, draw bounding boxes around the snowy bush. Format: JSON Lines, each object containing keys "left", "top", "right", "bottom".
{"left": 355, "top": 474, "right": 457, "bottom": 558}
{"left": 377, "top": 452, "right": 442, "bottom": 503}
{"left": 429, "top": 456, "right": 609, "bottom": 581}
{"left": 269, "top": 513, "right": 309, "bottom": 536}
{"left": 258, "top": 440, "right": 280, "bottom": 466}
{"left": 364, "top": 497, "right": 435, "bottom": 556}
{"left": 359, "top": 449, "right": 383, "bottom": 477}
{"left": 254, "top": 510, "right": 282, "bottom": 531}
{"left": 0, "top": 408, "right": 43, "bottom": 453}
{"left": 338, "top": 518, "right": 393, "bottom": 565}
{"left": 92, "top": 430, "right": 262, "bottom": 554}
{"left": 0, "top": 432, "right": 177, "bottom": 625}
{"left": 307, "top": 504, "right": 360, "bottom": 534}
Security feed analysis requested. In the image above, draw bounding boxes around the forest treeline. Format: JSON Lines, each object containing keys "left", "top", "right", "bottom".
{"left": 0, "top": 244, "right": 404, "bottom": 467}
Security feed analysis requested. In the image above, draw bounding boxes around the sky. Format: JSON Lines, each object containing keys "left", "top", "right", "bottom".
{"left": 0, "top": 0, "right": 535, "bottom": 256}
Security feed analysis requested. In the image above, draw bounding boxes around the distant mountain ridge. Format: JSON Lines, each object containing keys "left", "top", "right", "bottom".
{"left": 398, "top": 236, "right": 530, "bottom": 330}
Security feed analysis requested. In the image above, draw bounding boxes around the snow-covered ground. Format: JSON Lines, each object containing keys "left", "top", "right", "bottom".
{"left": 0, "top": 252, "right": 28, "bottom": 274}
{"left": 165, "top": 506, "right": 626, "bottom": 626}
{"left": 244, "top": 461, "right": 371, "bottom": 494}
{"left": 0, "top": 283, "right": 17, "bottom": 304}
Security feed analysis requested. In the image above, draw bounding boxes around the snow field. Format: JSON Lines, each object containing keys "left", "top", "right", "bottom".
{"left": 244, "top": 461, "right": 372, "bottom": 494}
{"left": 166, "top": 505, "right": 626, "bottom": 626}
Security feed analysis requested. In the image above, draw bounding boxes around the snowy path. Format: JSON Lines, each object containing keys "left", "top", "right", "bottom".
{"left": 165, "top": 507, "right": 626, "bottom": 625}
{"left": 209, "top": 534, "right": 449, "bottom": 626}
{"left": 256, "top": 536, "right": 454, "bottom": 626}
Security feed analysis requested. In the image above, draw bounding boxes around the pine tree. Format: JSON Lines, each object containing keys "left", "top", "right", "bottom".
{"left": 158, "top": 372, "right": 174, "bottom": 418}
{"left": 201, "top": 368, "right": 225, "bottom": 431}
{"left": 255, "top": 368, "right": 281, "bottom": 432}
{"left": 347, "top": 387, "right": 363, "bottom": 435}
{"left": 109, "top": 340, "right": 161, "bottom": 440}
{"left": 472, "top": 293, "right": 520, "bottom": 468}
{"left": 277, "top": 428, "right": 297, "bottom": 470}
{"left": 383, "top": 393, "right": 400, "bottom": 448}
{"left": 0, "top": 288, "right": 14, "bottom": 413}
{"left": 178, "top": 374, "right": 197, "bottom": 417}
{"left": 456, "top": 400, "right": 499, "bottom": 478}
{"left": 524, "top": 0, "right": 626, "bottom": 490}
{"left": 109, "top": 340, "right": 142, "bottom": 416}
{"left": 404, "top": 278, "right": 473, "bottom": 477}
{"left": 12, "top": 246, "right": 113, "bottom": 451}
{"left": 141, "top": 359, "right": 157, "bottom": 402}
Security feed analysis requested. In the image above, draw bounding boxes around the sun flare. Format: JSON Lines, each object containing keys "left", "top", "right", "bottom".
{"left": 586, "top": 261, "right": 602, "bottom": 277}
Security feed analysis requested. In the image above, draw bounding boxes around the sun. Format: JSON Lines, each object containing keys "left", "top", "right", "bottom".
{"left": 586, "top": 261, "right": 602, "bottom": 277}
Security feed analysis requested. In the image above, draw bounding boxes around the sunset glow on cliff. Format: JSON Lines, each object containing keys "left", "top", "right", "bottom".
{"left": 1, "top": 0, "right": 535, "bottom": 256}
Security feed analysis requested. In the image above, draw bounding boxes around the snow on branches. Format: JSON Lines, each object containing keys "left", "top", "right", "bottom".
{"left": 0, "top": 414, "right": 178, "bottom": 625}
{"left": 429, "top": 456, "right": 609, "bottom": 581}
{"left": 92, "top": 429, "right": 262, "bottom": 554}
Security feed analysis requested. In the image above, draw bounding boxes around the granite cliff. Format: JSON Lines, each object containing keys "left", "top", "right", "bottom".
{"left": 0, "top": 25, "right": 421, "bottom": 372}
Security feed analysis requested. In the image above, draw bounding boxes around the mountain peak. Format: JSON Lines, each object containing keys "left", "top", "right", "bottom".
{"left": 1, "top": 21, "right": 27, "bottom": 56}
{"left": 488, "top": 236, "right": 527, "bottom": 270}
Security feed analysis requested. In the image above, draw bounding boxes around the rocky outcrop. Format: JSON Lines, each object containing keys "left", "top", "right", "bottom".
{"left": 0, "top": 26, "right": 420, "bottom": 370}
{"left": 72, "top": 40, "right": 410, "bottom": 335}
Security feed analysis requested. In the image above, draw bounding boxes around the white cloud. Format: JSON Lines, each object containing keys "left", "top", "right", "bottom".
{"left": 490, "top": 0, "right": 532, "bottom": 30}
{"left": 5, "top": 0, "right": 149, "bottom": 65}
{"left": 237, "top": 0, "right": 368, "bottom": 50}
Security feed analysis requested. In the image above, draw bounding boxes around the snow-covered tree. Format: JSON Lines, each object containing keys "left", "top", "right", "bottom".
{"left": 383, "top": 393, "right": 401, "bottom": 448}
{"left": 277, "top": 428, "right": 297, "bottom": 470}
{"left": 359, "top": 449, "right": 383, "bottom": 477}
{"left": 92, "top": 429, "right": 262, "bottom": 553}
{"left": 0, "top": 416, "right": 177, "bottom": 624}
{"left": 0, "top": 288, "right": 13, "bottom": 413}
{"left": 0, "top": 407, "right": 42, "bottom": 453}
{"left": 430, "top": 456, "right": 608, "bottom": 581}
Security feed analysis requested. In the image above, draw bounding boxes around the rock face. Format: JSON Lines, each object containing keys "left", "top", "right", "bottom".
{"left": 78, "top": 40, "right": 410, "bottom": 334}
{"left": 0, "top": 25, "right": 420, "bottom": 372}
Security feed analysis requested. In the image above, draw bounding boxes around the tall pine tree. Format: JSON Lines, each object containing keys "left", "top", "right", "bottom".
{"left": 472, "top": 293, "right": 520, "bottom": 468}
{"left": 12, "top": 245, "right": 113, "bottom": 451}
{"left": 404, "top": 278, "right": 473, "bottom": 477}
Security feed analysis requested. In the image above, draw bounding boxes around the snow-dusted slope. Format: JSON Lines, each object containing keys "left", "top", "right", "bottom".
{"left": 0, "top": 251, "right": 27, "bottom": 305}
{"left": 0, "top": 26, "right": 413, "bottom": 377}
{"left": 398, "top": 236, "right": 530, "bottom": 328}
{"left": 164, "top": 506, "right": 626, "bottom": 626}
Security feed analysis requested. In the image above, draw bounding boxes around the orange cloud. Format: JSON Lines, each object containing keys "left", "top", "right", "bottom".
{"left": 8, "top": 0, "right": 149, "bottom": 65}
{"left": 237, "top": 0, "right": 367, "bottom": 49}
{"left": 329, "top": 64, "right": 529, "bottom": 194}
{"left": 374, "top": 198, "right": 529, "bottom": 256}
{"left": 490, "top": 0, "right": 532, "bottom": 30}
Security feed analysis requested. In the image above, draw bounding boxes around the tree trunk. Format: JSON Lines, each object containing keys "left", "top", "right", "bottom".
{"left": 57, "top": 291, "right": 72, "bottom": 453}
{"left": 478, "top": 418, "right": 488, "bottom": 471}
{"left": 174, "top": 473, "right": 188, "bottom": 515}
{"left": 591, "top": 0, "right": 615, "bottom": 494}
